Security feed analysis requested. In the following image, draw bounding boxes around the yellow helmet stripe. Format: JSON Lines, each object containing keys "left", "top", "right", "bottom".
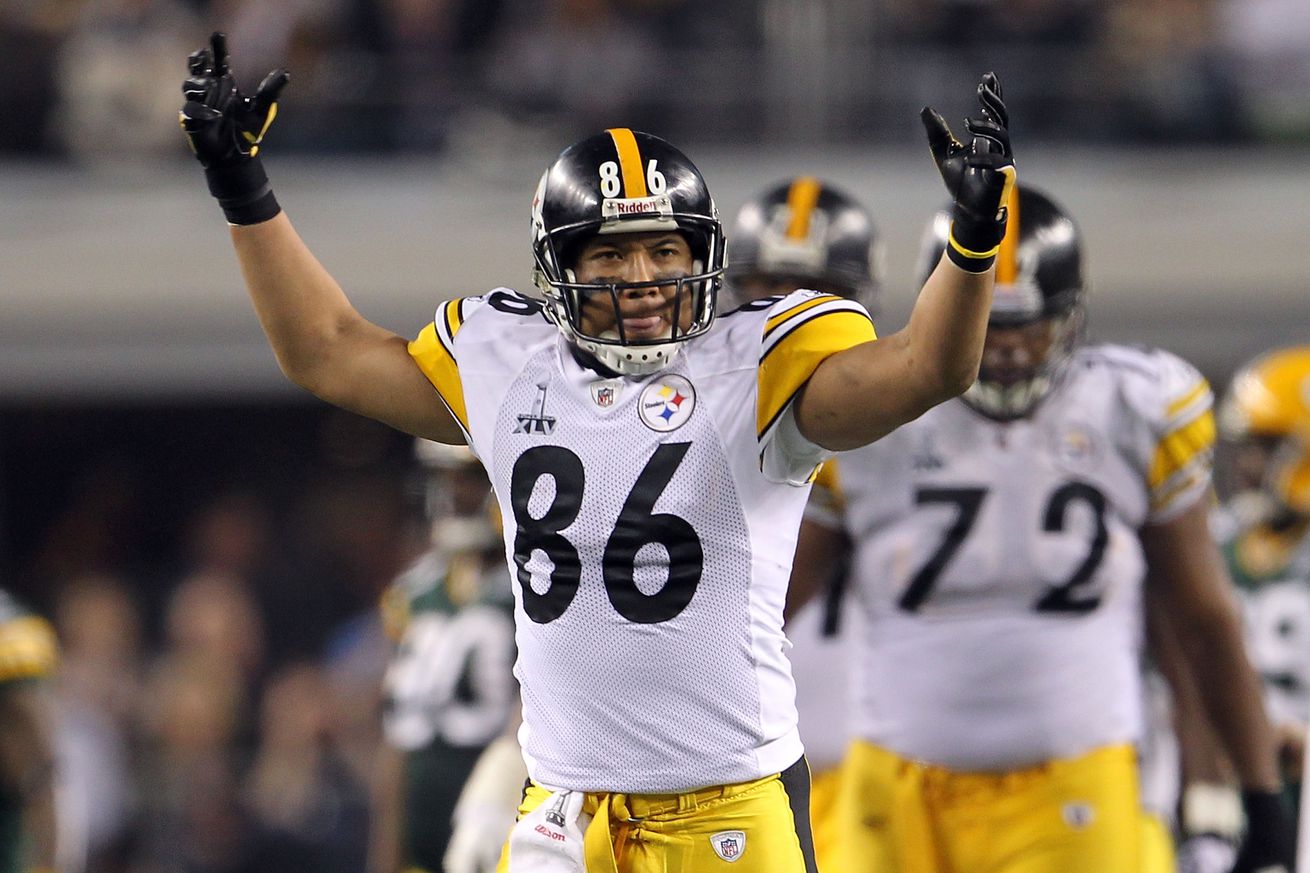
{"left": 785, "top": 177, "right": 822, "bottom": 240}
{"left": 606, "top": 128, "right": 647, "bottom": 198}
{"left": 996, "top": 183, "right": 1021, "bottom": 284}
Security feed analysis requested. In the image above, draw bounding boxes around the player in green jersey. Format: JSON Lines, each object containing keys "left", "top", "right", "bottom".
{"left": 370, "top": 442, "right": 517, "bottom": 873}
{"left": 0, "top": 588, "right": 61, "bottom": 873}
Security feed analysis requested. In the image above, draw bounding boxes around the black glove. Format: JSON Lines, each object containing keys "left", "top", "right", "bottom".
{"left": 1232, "top": 789, "right": 1295, "bottom": 873}
{"left": 921, "top": 72, "right": 1017, "bottom": 273}
{"left": 179, "top": 32, "right": 289, "bottom": 225}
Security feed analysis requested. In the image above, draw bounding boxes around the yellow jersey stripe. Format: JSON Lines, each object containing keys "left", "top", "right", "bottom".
{"left": 408, "top": 319, "right": 470, "bottom": 432}
{"left": 0, "top": 616, "right": 58, "bottom": 681}
{"left": 443, "top": 297, "right": 466, "bottom": 340}
{"left": 996, "top": 184, "right": 1021, "bottom": 284}
{"left": 607, "top": 128, "right": 647, "bottom": 198}
{"left": 764, "top": 293, "right": 844, "bottom": 339}
{"left": 785, "top": 177, "right": 822, "bottom": 241}
{"left": 1166, "top": 378, "right": 1210, "bottom": 420}
{"left": 1150, "top": 472, "right": 1206, "bottom": 514}
{"left": 1149, "top": 409, "right": 1216, "bottom": 489}
{"left": 805, "top": 459, "right": 846, "bottom": 527}
{"left": 758, "top": 310, "right": 877, "bottom": 438}
{"left": 812, "top": 459, "right": 840, "bottom": 493}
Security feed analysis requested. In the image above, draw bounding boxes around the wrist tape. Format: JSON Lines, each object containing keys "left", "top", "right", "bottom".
{"left": 205, "top": 157, "right": 281, "bottom": 226}
{"left": 1182, "top": 782, "right": 1243, "bottom": 839}
{"left": 945, "top": 225, "right": 1000, "bottom": 273}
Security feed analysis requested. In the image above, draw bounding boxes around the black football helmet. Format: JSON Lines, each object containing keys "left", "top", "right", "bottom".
{"left": 726, "top": 177, "right": 880, "bottom": 312}
{"left": 917, "top": 183, "right": 1085, "bottom": 420}
{"left": 531, "top": 128, "right": 726, "bottom": 376}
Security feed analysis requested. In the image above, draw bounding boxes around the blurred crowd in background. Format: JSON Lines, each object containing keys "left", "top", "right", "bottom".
{"left": 2, "top": 403, "right": 415, "bottom": 873}
{"left": 1, "top": 0, "right": 1310, "bottom": 163}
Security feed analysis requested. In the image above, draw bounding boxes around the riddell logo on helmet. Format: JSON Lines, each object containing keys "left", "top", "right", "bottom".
{"left": 602, "top": 195, "right": 671, "bottom": 219}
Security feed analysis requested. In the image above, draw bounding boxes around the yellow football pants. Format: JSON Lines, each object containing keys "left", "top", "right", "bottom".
{"left": 809, "top": 764, "right": 843, "bottom": 873}
{"left": 1139, "top": 812, "right": 1178, "bottom": 873}
{"left": 834, "top": 740, "right": 1143, "bottom": 873}
{"left": 497, "top": 758, "right": 818, "bottom": 873}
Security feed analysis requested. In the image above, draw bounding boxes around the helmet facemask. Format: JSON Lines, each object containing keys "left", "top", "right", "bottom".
{"left": 917, "top": 185, "right": 1086, "bottom": 422}
{"left": 963, "top": 301, "right": 1083, "bottom": 421}
{"left": 529, "top": 129, "right": 727, "bottom": 377}
{"left": 533, "top": 216, "right": 724, "bottom": 376}
{"left": 412, "top": 440, "right": 501, "bottom": 555}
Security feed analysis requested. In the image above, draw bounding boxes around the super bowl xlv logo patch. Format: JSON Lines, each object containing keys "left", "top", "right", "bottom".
{"left": 710, "top": 830, "right": 745, "bottom": 862}
{"left": 638, "top": 374, "right": 696, "bottom": 432}
{"left": 515, "top": 382, "right": 557, "bottom": 435}
{"left": 544, "top": 790, "right": 571, "bottom": 827}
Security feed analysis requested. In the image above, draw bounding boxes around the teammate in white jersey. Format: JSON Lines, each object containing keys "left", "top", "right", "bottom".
{"left": 180, "top": 31, "right": 1016, "bottom": 873}
{"left": 725, "top": 176, "right": 879, "bottom": 873}
{"left": 789, "top": 184, "right": 1296, "bottom": 873}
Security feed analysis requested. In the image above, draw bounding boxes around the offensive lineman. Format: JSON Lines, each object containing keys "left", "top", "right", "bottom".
{"left": 788, "top": 184, "right": 1296, "bottom": 873}
{"left": 179, "top": 31, "right": 1015, "bottom": 872}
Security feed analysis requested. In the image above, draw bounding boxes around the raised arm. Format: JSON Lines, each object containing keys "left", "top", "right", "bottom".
{"left": 796, "top": 74, "right": 1016, "bottom": 450}
{"left": 180, "top": 33, "right": 463, "bottom": 444}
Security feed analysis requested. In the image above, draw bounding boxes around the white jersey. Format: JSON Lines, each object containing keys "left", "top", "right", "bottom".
{"left": 408, "top": 288, "right": 875, "bottom": 792}
{"left": 828, "top": 344, "right": 1214, "bottom": 770}
{"left": 786, "top": 590, "right": 861, "bottom": 773}
{"left": 788, "top": 462, "right": 860, "bottom": 773}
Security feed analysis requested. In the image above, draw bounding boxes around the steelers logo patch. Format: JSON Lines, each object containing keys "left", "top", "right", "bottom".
{"left": 1048, "top": 421, "right": 1101, "bottom": 474}
{"left": 638, "top": 374, "right": 696, "bottom": 432}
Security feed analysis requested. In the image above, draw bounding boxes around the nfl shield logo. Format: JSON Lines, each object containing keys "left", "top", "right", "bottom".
{"left": 589, "top": 379, "right": 621, "bottom": 408}
{"left": 710, "top": 830, "right": 745, "bottom": 862}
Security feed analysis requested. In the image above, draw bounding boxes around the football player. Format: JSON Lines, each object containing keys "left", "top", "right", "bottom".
{"left": 724, "top": 177, "right": 880, "bottom": 311}
{"left": 0, "top": 588, "right": 61, "bottom": 873}
{"left": 1164, "top": 348, "right": 1310, "bottom": 873}
{"left": 180, "top": 31, "right": 1014, "bottom": 872}
{"left": 370, "top": 440, "right": 518, "bottom": 873}
{"left": 788, "top": 184, "right": 1296, "bottom": 873}
{"left": 1211, "top": 348, "right": 1310, "bottom": 846}
{"left": 726, "top": 176, "right": 878, "bottom": 872}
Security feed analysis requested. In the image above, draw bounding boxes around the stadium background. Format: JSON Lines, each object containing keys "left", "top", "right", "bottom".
{"left": 1, "top": 0, "right": 1309, "bottom": 870}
